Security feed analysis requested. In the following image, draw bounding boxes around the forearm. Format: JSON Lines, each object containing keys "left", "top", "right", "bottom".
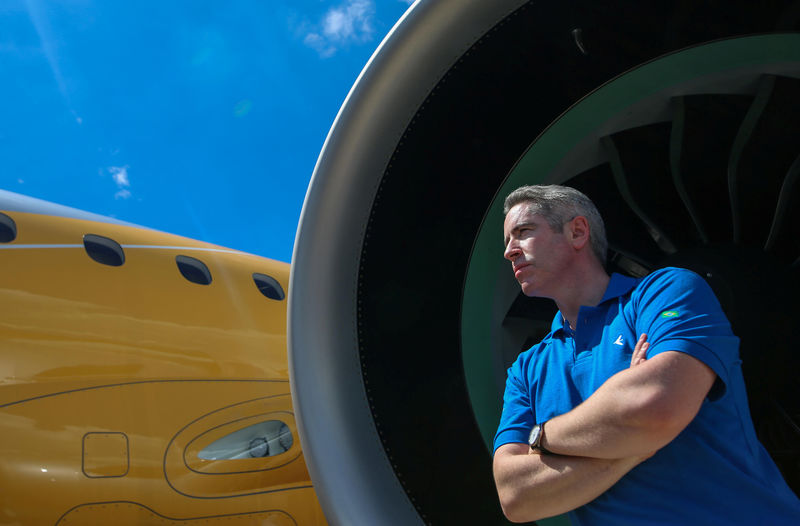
{"left": 543, "top": 379, "right": 674, "bottom": 459}
{"left": 493, "top": 444, "right": 648, "bottom": 522}
{"left": 542, "top": 351, "right": 715, "bottom": 459}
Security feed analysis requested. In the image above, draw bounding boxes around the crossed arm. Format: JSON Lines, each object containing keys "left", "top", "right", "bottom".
{"left": 493, "top": 335, "right": 717, "bottom": 522}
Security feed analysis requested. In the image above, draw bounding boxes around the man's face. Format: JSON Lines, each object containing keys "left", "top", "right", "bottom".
{"left": 503, "top": 203, "right": 572, "bottom": 298}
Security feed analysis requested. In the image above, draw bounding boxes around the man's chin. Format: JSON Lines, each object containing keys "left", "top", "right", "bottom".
{"left": 520, "top": 282, "right": 554, "bottom": 300}
{"left": 520, "top": 283, "right": 541, "bottom": 298}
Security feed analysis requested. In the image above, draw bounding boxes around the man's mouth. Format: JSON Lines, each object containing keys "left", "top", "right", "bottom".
{"left": 513, "top": 262, "right": 531, "bottom": 278}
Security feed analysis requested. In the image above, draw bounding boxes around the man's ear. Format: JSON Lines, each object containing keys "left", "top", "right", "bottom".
{"left": 567, "top": 216, "right": 590, "bottom": 250}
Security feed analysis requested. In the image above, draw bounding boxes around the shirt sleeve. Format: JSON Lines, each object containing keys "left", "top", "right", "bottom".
{"left": 493, "top": 355, "right": 535, "bottom": 454}
{"left": 632, "top": 268, "right": 740, "bottom": 401}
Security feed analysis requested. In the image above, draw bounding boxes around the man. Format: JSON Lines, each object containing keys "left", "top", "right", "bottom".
{"left": 492, "top": 185, "right": 800, "bottom": 524}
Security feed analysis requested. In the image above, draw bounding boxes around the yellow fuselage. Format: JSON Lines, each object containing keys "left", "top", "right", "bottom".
{"left": 0, "top": 209, "right": 326, "bottom": 525}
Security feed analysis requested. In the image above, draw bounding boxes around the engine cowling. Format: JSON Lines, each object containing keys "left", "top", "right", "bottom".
{"left": 289, "top": 1, "right": 800, "bottom": 524}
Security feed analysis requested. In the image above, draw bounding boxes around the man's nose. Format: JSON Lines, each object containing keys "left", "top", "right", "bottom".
{"left": 504, "top": 241, "right": 520, "bottom": 261}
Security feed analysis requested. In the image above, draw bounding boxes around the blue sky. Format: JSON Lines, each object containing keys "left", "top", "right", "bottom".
{"left": 0, "top": 0, "right": 414, "bottom": 262}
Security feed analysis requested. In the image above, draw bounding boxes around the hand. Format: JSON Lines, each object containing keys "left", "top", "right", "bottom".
{"left": 630, "top": 333, "right": 649, "bottom": 368}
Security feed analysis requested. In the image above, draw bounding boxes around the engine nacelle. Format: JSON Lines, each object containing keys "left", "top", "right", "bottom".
{"left": 290, "top": 1, "right": 800, "bottom": 524}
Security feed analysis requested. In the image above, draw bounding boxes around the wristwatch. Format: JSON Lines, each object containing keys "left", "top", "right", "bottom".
{"left": 528, "top": 421, "right": 549, "bottom": 453}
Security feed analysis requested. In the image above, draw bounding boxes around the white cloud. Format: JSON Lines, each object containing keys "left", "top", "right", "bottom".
{"left": 304, "top": 32, "right": 336, "bottom": 58}
{"left": 323, "top": 0, "right": 372, "bottom": 40}
{"left": 109, "top": 166, "right": 130, "bottom": 188}
{"left": 304, "top": 0, "right": 375, "bottom": 58}
{"left": 108, "top": 165, "right": 131, "bottom": 199}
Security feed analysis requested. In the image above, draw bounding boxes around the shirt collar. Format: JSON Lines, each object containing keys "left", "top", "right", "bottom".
{"left": 550, "top": 273, "right": 638, "bottom": 334}
{"left": 599, "top": 272, "right": 638, "bottom": 303}
{"left": 551, "top": 313, "right": 571, "bottom": 335}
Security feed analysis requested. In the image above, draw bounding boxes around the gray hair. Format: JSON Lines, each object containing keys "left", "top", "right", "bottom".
{"left": 503, "top": 184, "right": 608, "bottom": 265}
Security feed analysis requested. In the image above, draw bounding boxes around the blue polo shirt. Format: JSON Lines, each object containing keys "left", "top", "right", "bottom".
{"left": 494, "top": 267, "right": 800, "bottom": 525}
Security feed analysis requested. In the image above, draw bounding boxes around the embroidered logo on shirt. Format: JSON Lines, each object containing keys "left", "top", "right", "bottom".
{"left": 660, "top": 310, "right": 680, "bottom": 318}
{"left": 613, "top": 335, "right": 624, "bottom": 346}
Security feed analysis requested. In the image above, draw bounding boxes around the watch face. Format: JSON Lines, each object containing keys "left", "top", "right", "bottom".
{"left": 528, "top": 424, "right": 542, "bottom": 448}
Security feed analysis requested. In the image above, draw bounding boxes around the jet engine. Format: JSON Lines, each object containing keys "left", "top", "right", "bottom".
{"left": 289, "top": 1, "right": 800, "bottom": 524}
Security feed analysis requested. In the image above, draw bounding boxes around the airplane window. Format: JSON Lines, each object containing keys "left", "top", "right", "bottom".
{"left": 0, "top": 213, "right": 17, "bottom": 243}
{"left": 252, "top": 273, "right": 285, "bottom": 301}
{"left": 198, "top": 420, "right": 293, "bottom": 460}
{"left": 83, "top": 234, "right": 125, "bottom": 266}
{"left": 176, "top": 255, "right": 212, "bottom": 285}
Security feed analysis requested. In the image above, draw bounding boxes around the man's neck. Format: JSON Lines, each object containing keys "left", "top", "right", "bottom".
{"left": 555, "top": 266, "right": 610, "bottom": 330}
